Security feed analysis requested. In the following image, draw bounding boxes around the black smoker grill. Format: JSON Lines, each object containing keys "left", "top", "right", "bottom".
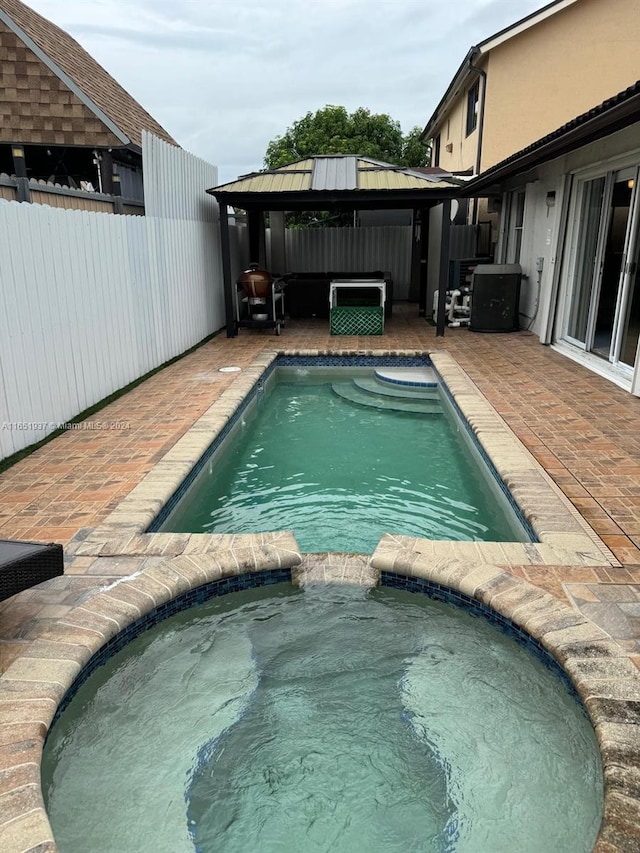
{"left": 234, "top": 263, "right": 286, "bottom": 335}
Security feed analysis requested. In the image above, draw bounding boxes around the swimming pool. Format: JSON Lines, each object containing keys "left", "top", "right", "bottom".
{"left": 153, "top": 361, "right": 531, "bottom": 552}
{"left": 8, "top": 350, "right": 629, "bottom": 853}
{"left": 42, "top": 579, "right": 603, "bottom": 853}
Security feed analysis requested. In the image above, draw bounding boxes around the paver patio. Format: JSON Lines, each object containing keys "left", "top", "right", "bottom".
{"left": 1, "top": 305, "right": 639, "bottom": 673}
{"left": 2, "top": 304, "right": 640, "bottom": 851}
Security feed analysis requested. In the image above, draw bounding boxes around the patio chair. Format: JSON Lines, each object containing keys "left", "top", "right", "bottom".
{"left": 0, "top": 539, "right": 64, "bottom": 602}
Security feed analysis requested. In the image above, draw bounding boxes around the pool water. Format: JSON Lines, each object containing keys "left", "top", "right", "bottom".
{"left": 42, "top": 584, "right": 603, "bottom": 853}
{"left": 159, "top": 370, "right": 527, "bottom": 551}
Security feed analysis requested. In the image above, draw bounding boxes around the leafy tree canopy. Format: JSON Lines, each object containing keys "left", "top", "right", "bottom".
{"left": 263, "top": 106, "right": 430, "bottom": 227}
{"left": 264, "top": 105, "right": 430, "bottom": 170}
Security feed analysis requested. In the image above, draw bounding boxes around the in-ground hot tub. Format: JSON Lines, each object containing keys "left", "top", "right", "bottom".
{"left": 42, "top": 572, "right": 603, "bottom": 853}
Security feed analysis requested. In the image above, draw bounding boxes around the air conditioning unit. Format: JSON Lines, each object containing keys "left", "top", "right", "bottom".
{"left": 469, "top": 264, "right": 522, "bottom": 332}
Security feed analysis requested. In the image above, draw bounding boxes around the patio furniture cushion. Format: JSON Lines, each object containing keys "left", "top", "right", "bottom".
{"left": 0, "top": 539, "right": 64, "bottom": 602}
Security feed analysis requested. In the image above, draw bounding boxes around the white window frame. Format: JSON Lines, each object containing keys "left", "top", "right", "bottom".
{"left": 497, "top": 188, "right": 526, "bottom": 264}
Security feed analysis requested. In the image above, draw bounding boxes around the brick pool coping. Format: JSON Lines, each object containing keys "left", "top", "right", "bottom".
{"left": 0, "top": 349, "right": 638, "bottom": 852}
{"left": 73, "top": 349, "right": 619, "bottom": 567}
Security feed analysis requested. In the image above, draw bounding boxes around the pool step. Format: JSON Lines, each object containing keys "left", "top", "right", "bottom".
{"left": 331, "top": 382, "right": 443, "bottom": 415}
{"left": 353, "top": 377, "right": 439, "bottom": 401}
{"left": 374, "top": 367, "right": 438, "bottom": 388}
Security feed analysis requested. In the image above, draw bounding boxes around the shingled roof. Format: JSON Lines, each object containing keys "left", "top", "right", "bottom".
{"left": 0, "top": 0, "right": 177, "bottom": 150}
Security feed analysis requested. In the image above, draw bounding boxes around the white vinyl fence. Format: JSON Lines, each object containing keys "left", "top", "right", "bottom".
{"left": 0, "top": 136, "right": 227, "bottom": 461}
{"left": 142, "top": 131, "right": 219, "bottom": 223}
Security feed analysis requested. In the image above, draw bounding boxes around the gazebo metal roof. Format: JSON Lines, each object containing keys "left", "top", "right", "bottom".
{"left": 207, "top": 155, "right": 462, "bottom": 210}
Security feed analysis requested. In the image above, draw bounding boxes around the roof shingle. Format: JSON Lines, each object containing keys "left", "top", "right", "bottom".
{"left": 0, "top": 0, "right": 177, "bottom": 149}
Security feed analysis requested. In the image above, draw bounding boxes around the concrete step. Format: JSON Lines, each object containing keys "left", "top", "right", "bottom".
{"left": 353, "top": 376, "right": 439, "bottom": 401}
{"left": 331, "top": 382, "right": 443, "bottom": 415}
{"left": 374, "top": 367, "right": 438, "bottom": 388}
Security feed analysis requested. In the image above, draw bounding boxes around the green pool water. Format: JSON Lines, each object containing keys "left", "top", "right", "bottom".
{"left": 159, "top": 369, "right": 527, "bottom": 552}
{"left": 42, "top": 584, "right": 603, "bottom": 853}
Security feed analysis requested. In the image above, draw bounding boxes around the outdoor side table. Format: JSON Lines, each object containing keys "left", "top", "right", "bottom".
{"left": 0, "top": 539, "right": 64, "bottom": 602}
{"left": 329, "top": 279, "right": 386, "bottom": 335}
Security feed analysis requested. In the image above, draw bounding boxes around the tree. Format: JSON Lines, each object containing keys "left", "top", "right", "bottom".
{"left": 263, "top": 106, "right": 430, "bottom": 226}
{"left": 264, "top": 105, "right": 429, "bottom": 169}
{"left": 401, "top": 126, "right": 432, "bottom": 170}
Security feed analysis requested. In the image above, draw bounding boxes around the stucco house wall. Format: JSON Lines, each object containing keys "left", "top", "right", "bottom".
{"left": 426, "top": 0, "right": 640, "bottom": 176}
{"left": 432, "top": 89, "right": 480, "bottom": 174}
{"left": 481, "top": 0, "right": 640, "bottom": 170}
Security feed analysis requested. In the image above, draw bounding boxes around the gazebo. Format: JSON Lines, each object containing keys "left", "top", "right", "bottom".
{"left": 206, "top": 155, "right": 463, "bottom": 337}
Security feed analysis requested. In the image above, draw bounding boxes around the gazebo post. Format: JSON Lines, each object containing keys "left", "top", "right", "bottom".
{"left": 417, "top": 207, "right": 430, "bottom": 316}
{"left": 409, "top": 208, "right": 422, "bottom": 304}
{"left": 269, "top": 210, "right": 287, "bottom": 274}
{"left": 219, "top": 203, "right": 235, "bottom": 337}
{"left": 436, "top": 198, "right": 452, "bottom": 337}
{"left": 247, "top": 209, "right": 263, "bottom": 265}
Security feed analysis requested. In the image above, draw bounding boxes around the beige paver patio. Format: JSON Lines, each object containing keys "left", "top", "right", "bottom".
{"left": 1, "top": 305, "right": 640, "bottom": 851}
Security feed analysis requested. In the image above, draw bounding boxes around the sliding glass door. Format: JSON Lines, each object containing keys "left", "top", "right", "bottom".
{"left": 563, "top": 166, "right": 640, "bottom": 372}
{"left": 566, "top": 177, "right": 606, "bottom": 345}
{"left": 618, "top": 178, "right": 640, "bottom": 368}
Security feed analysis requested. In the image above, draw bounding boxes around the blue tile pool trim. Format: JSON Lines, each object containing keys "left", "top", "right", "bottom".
{"left": 380, "top": 571, "right": 577, "bottom": 698}
{"left": 47, "top": 569, "right": 292, "bottom": 736}
{"left": 277, "top": 355, "right": 433, "bottom": 368}
{"left": 373, "top": 370, "right": 438, "bottom": 389}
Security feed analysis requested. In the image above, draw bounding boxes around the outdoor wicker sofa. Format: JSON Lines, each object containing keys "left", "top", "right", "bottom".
{"left": 0, "top": 539, "right": 64, "bottom": 602}
{"left": 282, "top": 271, "right": 394, "bottom": 319}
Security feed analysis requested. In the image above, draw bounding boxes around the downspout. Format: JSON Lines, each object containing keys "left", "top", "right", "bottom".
{"left": 469, "top": 47, "right": 487, "bottom": 225}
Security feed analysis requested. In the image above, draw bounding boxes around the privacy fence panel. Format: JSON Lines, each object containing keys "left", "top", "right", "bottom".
{"left": 142, "top": 131, "right": 219, "bottom": 223}
{"left": 0, "top": 173, "right": 226, "bottom": 461}
{"left": 449, "top": 224, "right": 478, "bottom": 260}
{"left": 283, "top": 225, "right": 413, "bottom": 297}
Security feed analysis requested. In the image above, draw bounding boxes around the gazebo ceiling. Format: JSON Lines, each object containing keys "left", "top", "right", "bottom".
{"left": 207, "top": 155, "right": 464, "bottom": 210}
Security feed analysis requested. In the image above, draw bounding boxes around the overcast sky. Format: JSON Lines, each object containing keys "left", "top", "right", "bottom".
{"left": 27, "top": 0, "right": 550, "bottom": 184}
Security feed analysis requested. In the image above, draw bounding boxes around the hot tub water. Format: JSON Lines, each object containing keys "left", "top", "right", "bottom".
{"left": 42, "top": 583, "right": 602, "bottom": 853}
